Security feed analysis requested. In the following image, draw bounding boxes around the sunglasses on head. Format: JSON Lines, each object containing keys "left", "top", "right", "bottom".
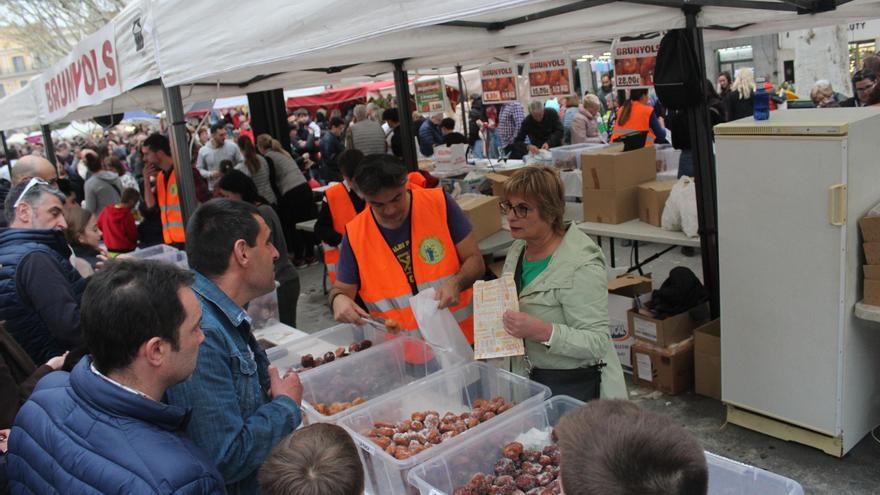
{"left": 13, "top": 177, "right": 51, "bottom": 208}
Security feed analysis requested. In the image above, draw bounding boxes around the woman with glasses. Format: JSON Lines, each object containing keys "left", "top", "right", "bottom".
{"left": 497, "top": 166, "right": 627, "bottom": 401}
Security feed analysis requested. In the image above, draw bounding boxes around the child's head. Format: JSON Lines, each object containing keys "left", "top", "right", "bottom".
{"left": 218, "top": 159, "right": 235, "bottom": 176}
{"left": 258, "top": 423, "right": 364, "bottom": 495}
{"left": 121, "top": 188, "right": 140, "bottom": 209}
{"left": 556, "top": 400, "right": 708, "bottom": 495}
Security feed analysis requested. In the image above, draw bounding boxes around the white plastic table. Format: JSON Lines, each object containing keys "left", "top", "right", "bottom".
{"left": 854, "top": 301, "right": 880, "bottom": 324}
{"left": 577, "top": 219, "right": 700, "bottom": 271}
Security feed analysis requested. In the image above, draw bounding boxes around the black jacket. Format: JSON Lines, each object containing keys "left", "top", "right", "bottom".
{"left": 514, "top": 108, "right": 564, "bottom": 149}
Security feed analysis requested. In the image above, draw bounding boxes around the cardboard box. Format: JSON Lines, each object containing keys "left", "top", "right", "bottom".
{"left": 607, "top": 274, "right": 652, "bottom": 375}
{"left": 694, "top": 319, "right": 721, "bottom": 400}
{"left": 631, "top": 338, "right": 694, "bottom": 395}
{"left": 864, "top": 243, "right": 880, "bottom": 265}
{"left": 434, "top": 144, "right": 467, "bottom": 170}
{"left": 859, "top": 216, "right": 880, "bottom": 242}
{"left": 628, "top": 302, "right": 709, "bottom": 347}
{"left": 865, "top": 265, "right": 880, "bottom": 280}
{"left": 637, "top": 180, "right": 676, "bottom": 227}
{"left": 456, "top": 195, "right": 501, "bottom": 242}
{"left": 485, "top": 173, "right": 509, "bottom": 197}
{"left": 583, "top": 187, "right": 639, "bottom": 224}
{"left": 581, "top": 146, "right": 656, "bottom": 191}
{"left": 865, "top": 279, "right": 880, "bottom": 306}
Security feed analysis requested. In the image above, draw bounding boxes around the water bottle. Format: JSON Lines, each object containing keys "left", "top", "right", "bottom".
{"left": 753, "top": 78, "right": 770, "bottom": 121}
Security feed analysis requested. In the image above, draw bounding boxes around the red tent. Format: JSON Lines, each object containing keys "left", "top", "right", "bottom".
{"left": 285, "top": 80, "right": 396, "bottom": 114}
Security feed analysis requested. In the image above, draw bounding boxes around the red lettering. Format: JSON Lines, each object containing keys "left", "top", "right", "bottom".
{"left": 71, "top": 60, "right": 82, "bottom": 99}
{"left": 82, "top": 54, "right": 95, "bottom": 95}
{"left": 92, "top": 49, "right": 106, "bottom": 91}
{"left": 102, "top": 40, "right": 117, "bottom": 87}
{"left": 44, "top": 82, "right": 53, "bottom": 113}
{"left": 50, "top": 78, "right": 59, "bottom": 112}
{"left": 59, "top": 70, "right": 67, "bottom": 107}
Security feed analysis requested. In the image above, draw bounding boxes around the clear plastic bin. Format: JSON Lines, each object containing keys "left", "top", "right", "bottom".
{"left": 409, "top": 396, "right": 805, "bottom": 495}
{"left": 121, "top": 244, "right": 188, "bottom": 268}
{"left": 265, "top": 323, "right": 392, "bottom": 374}
{"left": 298, "top": 336, "right": 467, "bottom": 425}
{"left": 550, "top": 143, "right": 608, "bottom": 170}
{"left": 338, "top": 362, "right": 551, "bottom": 495}
{"left": 247, "top": 289, "right": 279, "bottom": 330}
{"left": 408, "top": 395, "right": 582, "bottom": 494}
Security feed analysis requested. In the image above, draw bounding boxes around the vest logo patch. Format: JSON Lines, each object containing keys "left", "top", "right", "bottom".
{"left": 418, "top": 236, "right": 445, "bottom": 265}
{"left": 169, "top": 184, "right": 178, "bottom": 196}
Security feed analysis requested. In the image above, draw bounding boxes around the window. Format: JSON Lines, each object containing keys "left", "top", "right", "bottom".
{"left": 12, "top": 56, "right": 25, "bottom": 73}
{"left": 717, "top": 46, "right": 753, "bottom": 76}
{"left": 849, "top": 40, "right": 876, "bottom": 74}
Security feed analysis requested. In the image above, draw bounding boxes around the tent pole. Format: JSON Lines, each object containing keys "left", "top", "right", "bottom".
{"left": 456, "top": 65, "right": 469, "bottom": 141}
{"left": 247, "top": 89, "right": 291, "bottom": 152}
{"left": 162, "top": 85, "right": 198, "bottom": 226}
{"left": 41, "top": 125, "right": 59, "bottom": 179}
{"left": 0, "top": 131, "right": 11, "bottom": 179}
{"left": 683, "top": 5, "right": 720, "bottom": 320}
{"left": 393, "top": 60, "right": 418, "bottom": 172}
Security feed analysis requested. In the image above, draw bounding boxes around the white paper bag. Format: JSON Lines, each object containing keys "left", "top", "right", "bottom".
{"left": 410, "top": 288, "right": 474, "bottom": 363}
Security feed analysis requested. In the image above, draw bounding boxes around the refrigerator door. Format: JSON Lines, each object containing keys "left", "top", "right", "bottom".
{"left": 717, "top": 135, "right": 846, "bottom": 435}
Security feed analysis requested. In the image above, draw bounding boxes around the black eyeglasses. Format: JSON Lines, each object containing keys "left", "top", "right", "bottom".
{"left": 499, "top": 201, "right": 533, "bottom": 219}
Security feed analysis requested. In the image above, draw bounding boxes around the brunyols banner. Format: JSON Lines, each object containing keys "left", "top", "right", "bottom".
{"left": 37, "top": 22, "right": 120, "bottom": 123}
{"left": 527, "top": 55, "right": 573, "bottom": 99}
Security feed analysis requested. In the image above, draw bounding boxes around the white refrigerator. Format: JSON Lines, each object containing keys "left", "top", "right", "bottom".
{"left": 715, "top": 108, "right": 880, "bottom": 456}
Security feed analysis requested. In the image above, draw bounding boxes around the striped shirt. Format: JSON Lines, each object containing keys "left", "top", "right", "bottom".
{"left": 498, "top": 102, "right": 525, "bottom": 148}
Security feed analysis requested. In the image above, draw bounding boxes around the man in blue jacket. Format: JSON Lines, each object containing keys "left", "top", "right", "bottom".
{"left": 5, "top": 259, "right": 226, "bottom": 494}
{"left": 0, "top": 178, "right": 86, "bottom": 364}
{"left": 166, "top": 199, "right": 303, "bottom": 495}
{"left": 418, "top": 112, "right": 444, "bottom": 157}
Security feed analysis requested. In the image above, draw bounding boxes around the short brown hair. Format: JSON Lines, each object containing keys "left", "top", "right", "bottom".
{"left": 258, "top": 423, "right": 364, "bottom": 495}
{"left": 556, "top": 400, "right": 708, "bottom": 495}
{"left": 63, "top": 206, "right": 94, "bottom": 247}
{"left": 502, "top": 166, "right": 565, "bottom": 234}
{"left": 121, "top": 187, "right": 140, "bottom": 205}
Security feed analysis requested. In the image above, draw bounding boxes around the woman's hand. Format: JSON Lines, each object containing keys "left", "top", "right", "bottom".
{"left": 503, "top": 310, "right": 553, "bottom": 342}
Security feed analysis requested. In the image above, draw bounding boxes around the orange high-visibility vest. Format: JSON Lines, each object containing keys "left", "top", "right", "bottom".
{"left": 156, "top": 170, "right": 186, "bottom": 244}
{"left": 408, "top": 171, "right": 427, "bottom": 189}
{"left": 346, "top": 187, "right": 474, "bottom": 362}
{"left": 610, "top": 100, "right": 656, "bottom": 146}
{"left": 323, "top": 183, "right": 359, "bottom": 284}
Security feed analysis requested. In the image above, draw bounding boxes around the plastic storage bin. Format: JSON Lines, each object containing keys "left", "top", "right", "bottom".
{"left": 121, "top": 244, "right": 188, "bottom": 268}
{"left": 408, "top": 395, "right": 582, "bottom": 494}
{"left": 338, "top": 362, "right": 551, "bottom": 495}
{"left": 550, "top": 143, "right": 608, "bottom": 170}
{"left": 409, "top": 396, "right": 805, "bottom": 495}
{"left": 298, "top": 336, "right": 467, "bottom": 425}
{"left": 266, "top": 323, "right": 392, "bottom": 374}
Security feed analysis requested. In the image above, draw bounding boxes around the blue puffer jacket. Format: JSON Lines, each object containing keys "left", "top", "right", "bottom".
{"left": 0, "top": 228, "right": 86, "bottom": 363}
{"left": 5, "top": 357, "right": 226, "bottom": 494}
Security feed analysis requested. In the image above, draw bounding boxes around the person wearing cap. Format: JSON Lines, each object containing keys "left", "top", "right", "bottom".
{"left": 328, "top": 155, "right": 484, "bottom": 358}
{"left": 0, "top": 178, "right": 86, "bottom": 364}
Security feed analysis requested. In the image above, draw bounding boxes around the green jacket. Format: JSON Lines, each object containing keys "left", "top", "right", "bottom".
{"left": 500, "top": 224, "right": 628, "bottom": 400}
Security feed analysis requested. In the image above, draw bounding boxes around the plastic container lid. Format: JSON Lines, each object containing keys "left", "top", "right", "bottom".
{"left": 266, "top": 322, "right": 392, "bottom": 375}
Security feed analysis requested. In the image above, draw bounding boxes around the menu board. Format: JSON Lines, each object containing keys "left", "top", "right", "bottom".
{"left": 414, "top": 78, "right": 449, "bottom": 114}
{"left": 612, "top": 36, "right": 662, "bottom": 89}
{"left": 527, "top": 54, "right": 574, "bottom": 98}
{"left": 480, "top": 63, "right": 519, "bottom": 104}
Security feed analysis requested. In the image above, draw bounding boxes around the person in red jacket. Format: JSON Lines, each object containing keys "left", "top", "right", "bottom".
{"left": 96, "top": 187, "right": 139, "bottom": 254}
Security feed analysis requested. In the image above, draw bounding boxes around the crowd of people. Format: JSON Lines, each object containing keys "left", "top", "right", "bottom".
{"left": 0, "top": 52, "right": 878, "bottom": 493}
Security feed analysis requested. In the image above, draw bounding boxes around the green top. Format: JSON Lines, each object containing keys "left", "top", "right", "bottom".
{"left": 521, "top": 255, "right": 552, "bottom": 288}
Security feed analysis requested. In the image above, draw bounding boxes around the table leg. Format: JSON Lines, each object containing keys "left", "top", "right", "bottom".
{"left": 626, "top": 245, "right": 678, "bottom": 274}
{"left": 633, "top": 241, "right": 642, "bottom": 275}
{"left": 609, "top": 238, "right": 616, "bottom": 268}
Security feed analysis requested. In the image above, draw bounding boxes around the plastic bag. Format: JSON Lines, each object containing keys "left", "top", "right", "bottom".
{"left": 661, "top": 177, "right": 699, "bottom": 238}
{"left": 410, "top": 288, "right": 474, "bottom": 364}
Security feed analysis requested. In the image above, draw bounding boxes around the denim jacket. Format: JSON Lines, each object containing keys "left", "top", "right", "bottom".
{"left": 165, "top": 272, "right": 300, "bottom": 495}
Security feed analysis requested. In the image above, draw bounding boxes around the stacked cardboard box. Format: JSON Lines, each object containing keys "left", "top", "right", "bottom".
{"left": 607, "top": 274, "right": 652, "bottom": 375}
{"left": 860, "top": 216, "right": 880, "bottom": 305}
{"left": 457, "top": 195, "right": 502, "bottom": 242}
{"left": 637, "top": 180, "right": 677, "bottom": 227}
{"left": 694, "top": 319, "right": 721, "bottom": 400}
{"left": 629, "top": 302, "right": 709, "bottom": 395}
{"left": 581, "top": 146, "right": 656, "bottom": 224}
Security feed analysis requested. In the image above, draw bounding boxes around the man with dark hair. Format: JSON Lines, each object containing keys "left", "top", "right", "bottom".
{"left": 556, "top": 400, "right": 709, "bottom": 495}
{"left": 417, "top": 112, "right": 444, "bottom": 157}
{"left": 382, "top": 108, "right": 403, "bottom": 158}
{"left": 165, "top": 199, "right": 303, "bottom": 495}
{"left": 315, "top": 149, "right": 367, "bottom": 284}
{"left": 259, "top": 423, "right": 365, "bottom": 495}
{"left": 141, "top": 133, "right": 209, "bottom": 248}
{"left": 197, "top": 123, "right": 243, "bottom": 182}
{"left": 5, "top": 259, "right": 226, "bottom": 494}
{"left": 0, "top": 179, "right": 85, "bottom": 364}
{"left": 330, "top": 155, "right": 483, "bottom": 351}
{"left": 320, "top": 116, "right": 347, "bottom": 183}
{"left": 841, "top": 69, "right": 876, "bottom": 107}
{"left": 440, "top": 117, "right": 467, "bottom": 146}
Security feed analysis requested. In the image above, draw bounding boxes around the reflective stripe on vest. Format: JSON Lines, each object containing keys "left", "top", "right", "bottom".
{"left": 156, "top": 170, "right": 186, "bottom": 244}
{"left": 324, "top": 183, "right": 359, "bottom": 284}
{"left": 610, "top": 101, "right": 656, "bottom": 146}
{"left": 347, "top": 188, "right": 474, "bottom": 363}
